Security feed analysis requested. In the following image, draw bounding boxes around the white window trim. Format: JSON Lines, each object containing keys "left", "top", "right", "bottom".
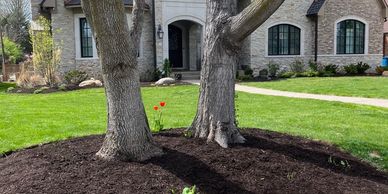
{"left": 333, "top": 16, "right": 369, "bottom": 56}
{"left": 265, "top": 22, "right": 305, "bottom": 58}
{"left": 74, "top": 14, "right": 143, "bottom": 60}
{"left": 74, "top": 14, "right": 98, "bottom": 60}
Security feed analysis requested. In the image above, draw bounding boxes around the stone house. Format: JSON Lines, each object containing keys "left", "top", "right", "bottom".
{"left": 30, "top": 0, "right": 388, "bottom": 81}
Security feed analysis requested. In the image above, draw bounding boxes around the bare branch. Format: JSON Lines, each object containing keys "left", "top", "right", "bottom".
{"left": 229, "top": 0, "right": 285, "bottom": 42}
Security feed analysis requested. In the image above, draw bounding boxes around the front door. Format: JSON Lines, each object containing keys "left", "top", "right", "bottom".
{"left": 168, "top": 25, "right": 183, "bottom": 68}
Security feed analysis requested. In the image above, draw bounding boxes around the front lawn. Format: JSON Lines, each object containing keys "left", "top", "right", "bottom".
{"left": 1, "top": 83, "right": 388, "bottom": 170}
{"left": 243, "top": 77, "right": 388, "bottom": 99}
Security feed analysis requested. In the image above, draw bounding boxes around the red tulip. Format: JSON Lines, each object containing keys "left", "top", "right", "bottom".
{"left": 160, "top": 102, "right": 166, "bottom": 107}
{"left": 153, "top": 106, "right": 159, "bottom": 111}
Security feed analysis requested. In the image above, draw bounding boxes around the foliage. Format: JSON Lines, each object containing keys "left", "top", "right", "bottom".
{"left": 323, "top": 64, "right": 338, "bottom": 75}
{"left": 7, "top": 87, "right": 14, "bottom": 92}
{"left": 162, "top": 58, "right": 172, "bottom": 78}
{"left": 376, "top": 66, "right": 388, "bottom": 75}
{"left": 58, "top": 84, "right": 67, "bottom": 91}
{"left": 152, "top": 101, "right": 167, "bottom": 133}
{"left": 344, "top": 62, "right": 370, "bottom": 75}
{"left": 30, "top": 16, "right": 62, "bottom": 87}
{"left": 171, "top": 186, "right": 197, "bottom": 194}
{"left": 0, "top": 0, "right": 31, "bottom": 53}
{"left": 1, "top": 37, "right": 23, "bottom": 63}
{"left": 244, "top": 67, "right": 253, "bottom": 76}
{"left": 16, "top": 59, "right": 45, "bottom": 88}
{"left": 64, "top": 70, "right": 88, "bottom": 85}
{"left": 34, "top": 86, "right": 49, "bottom": 94}
{"left": 289, "top": 59, "right": 305, "bottom": 73}
{"left": 153, "top": 68, "right": 162, "bottom": 81}
{"left": 308, "top": 60, "right": 318, "bottom": 72}
{"left": 279, "top": 71, "right": 295, "bottom": 78}
{"left": 267, "top": 61, "right": 280, "bottom": 78}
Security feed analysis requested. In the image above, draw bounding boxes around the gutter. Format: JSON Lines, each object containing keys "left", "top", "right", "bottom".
{"left": 152, "top": 0, "right": 157, "bottom": 71}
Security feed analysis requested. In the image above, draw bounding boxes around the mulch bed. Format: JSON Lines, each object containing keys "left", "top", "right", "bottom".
{"left": 7, "top": 81, "right": 192, "bottom": 94}
{"left": 1, "top": 128, "right": 387, "bottom": 194}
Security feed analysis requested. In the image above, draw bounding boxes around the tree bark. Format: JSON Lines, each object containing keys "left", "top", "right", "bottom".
{"left": 82, "top": 0, "right": 162, "bottom": 161}
{"left": 189, "top": 0, "right": 284, "bottom": 148}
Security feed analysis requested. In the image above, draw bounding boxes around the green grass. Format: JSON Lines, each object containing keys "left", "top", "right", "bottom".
{"left": 1, "top": 83, "right": 388, "bottom": 170}
{"left": 243, "top": 77, "right": 388, "bottom": 99}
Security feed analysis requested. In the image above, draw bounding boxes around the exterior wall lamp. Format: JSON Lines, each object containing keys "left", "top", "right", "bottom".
{"left": 157, "top": 24, "right": 164, "bottom": 39}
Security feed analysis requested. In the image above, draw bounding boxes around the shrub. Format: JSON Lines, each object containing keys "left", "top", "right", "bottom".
{"left": 376, "top": 66, "right": 388, "bottom": 75}
{"left": 7, "top": 87, "right": 15, "bottom": 93}
{"left": 324, "top": 64, "right": 338, "bottom": 75}
{"left": 355, "top": 62, "right": 370, "bottom": 74}
{"left": 58, "top": 84, "right": 67, "bottom": 91}
{"left": 267, "top": 62, "right": 280, "bottom": 78}
{"left": 289, "top": 59, "right": 305, "bottom": 73}
{"left": 344, "top": 64, "right": 358, "bottom": 75}
{"left": 258, "top": 69, "right": 268, "bottom": 78}
{"left": 308, "top": 60, "right": 318, "bottom": 71}
{"left": 280, "top": 71, "right": 295, "bottom": 78}
{"left": 299, "top": 70, "right": 319, "bottom": 77}
{"left": 162, "top": 59, "right": 172, "bottom": 78}
{"left": 30, "top": 16, "right": 62, "bottom": 86}
{"left": 237, "top": 75, "right": 253, "bottom": 81}
{"left": 64, "top": 70, "right": 88, "bottom": 85}
{"left": 244, "top": 67, "right": 253, "bottom": 76}
{"left": 1, "top": 37, "right": 23, "bottom": 63}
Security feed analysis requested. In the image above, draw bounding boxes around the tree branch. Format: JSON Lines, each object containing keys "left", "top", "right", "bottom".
{"left": 130, "top": 0, "right": 145, "bottom": 47}
{"left": 229, "top": 0, "right": 285, "bottom": 42}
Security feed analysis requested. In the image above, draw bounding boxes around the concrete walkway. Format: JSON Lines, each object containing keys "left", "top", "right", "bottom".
{"left": 184, "top": 80, "right": 388, "bottom": 109}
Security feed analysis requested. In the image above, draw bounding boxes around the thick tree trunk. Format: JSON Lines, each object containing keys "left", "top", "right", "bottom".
{"left": 82, "top": 0, "right": 162, "bottom": 161}
{"left": 189, "top": 0, "right": 285, "bottom": 148}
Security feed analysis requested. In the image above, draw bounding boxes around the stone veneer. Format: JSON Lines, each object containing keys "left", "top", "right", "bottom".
{"left": 250, "top": 0, "right": 316, "bottom": 75}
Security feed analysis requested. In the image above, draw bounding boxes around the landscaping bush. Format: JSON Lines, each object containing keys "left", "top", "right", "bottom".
{"left": 289, "top": 59, "right": 305, "bottom": 73}
{"left": 376, "top": 66, "right": 388, "bottom": 75}
{"left": 162, "top": 59, "right": 172, "bottom": 78}
{"left": 64, "top": 70, "right": 88, "bottom": 85}
{"left": 344, "top": 62, "right": 370, "bottom": 75}
{"left": 267, "top": 62, "right": 280, "bottom": 78}
{"left": 308, "top": 60, "right": 318, "bottom": 72}
{"left": 1, "top": 37, "right": 23, "bottom": 63}
{"left": 324, "top": 64, "right": 338, "bottom": 75}
{"left": 280, "top": 71, "right": 295, "bottom": 78}
{"left": 244, "top": 67, "right": 254, "bottom": 76}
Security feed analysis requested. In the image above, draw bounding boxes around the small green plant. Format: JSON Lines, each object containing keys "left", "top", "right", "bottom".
{"left": 267, "top": 62, "right": 280, "bottom": 78}
{"left": 286, "top": 172, "right": 297, "bottom": 180}
{"left": 328, "top": 156, "right": 351, "bottom": 169}
{"left": 324, "top": 64, "right": 338, "bottom": 75}
{"left": 308, "top": 60, "right": 318, "bottom": 71}
{"left": 289, "top": 59, "right": 305, "bottom": 73}
{"left": 162, "top": 59, "right": 172, "bottom": 78}
{"left": 183, "top": 130, "right": 193, "bottom": 138}
{"left": 7, "top": 87, "right": 15, "bottom": 93}
{"left": 58, "top": 84, "right": 67, "bottom": 91}
{"left": 64, "top": 70, "right": 88, "bottom": 85}
{"left": 280, "top": 71, "right": 295, "bottom": 78}
{"left": 34, "top": 89, "right": 43, "bottom": 94}
{"left": 182, "top": 186, "right": 197, "bottom": 194}
{"left": 376, "top": 66, "right": 388, "bottom": 75}
{"left": 244, "top": 67, "right": 253, "bottom": 76}
{"left": 344, "top": 62, "right": 370, "bottom": 75}
{"left": 1, "top": 37, "right": 23, "bottom": 63}
{"left": 171, "top": 186, "right": 197, "bottom": 194}
{"left": 152, "top": 101, "right": 166, "bottom": 132}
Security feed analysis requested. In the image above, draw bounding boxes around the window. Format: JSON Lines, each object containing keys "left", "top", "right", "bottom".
{"left": 268, "top": 24, "right": 301, "bottom": 55}
{"left": 80, "top": 18, "right": 93, "bottom": 58}
{"left": 336, "top": 20, "right": 365, "bottom": 54}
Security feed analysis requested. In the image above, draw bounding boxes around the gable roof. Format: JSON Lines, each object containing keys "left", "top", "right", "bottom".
{"left": 306, "top": 0, "right": 326, "bottom": 16}
{"left": 307, "top": 0, "right": 388, "bottom": 17}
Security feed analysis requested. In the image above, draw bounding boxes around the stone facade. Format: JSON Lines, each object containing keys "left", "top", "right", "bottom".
{"left": 30, "top": 0, "right": 387, "bottom": 80}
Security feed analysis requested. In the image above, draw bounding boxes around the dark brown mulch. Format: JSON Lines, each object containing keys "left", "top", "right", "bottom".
{"left": 0, "top": 128, "right": 387, "bottom": 194}
{"left": 7, "top": 84, "right": 101, "bottom": 94}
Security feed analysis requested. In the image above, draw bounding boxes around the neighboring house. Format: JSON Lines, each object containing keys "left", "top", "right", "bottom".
{"left": 30, "top": 0, "right": 388, "bottom": 81}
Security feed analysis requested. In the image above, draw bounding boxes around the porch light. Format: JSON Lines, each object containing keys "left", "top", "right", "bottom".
{"left": 157, "top": 25, "right": 164, "bottom": 39}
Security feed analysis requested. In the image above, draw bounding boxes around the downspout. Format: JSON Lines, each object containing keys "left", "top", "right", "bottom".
{"left": 152, "top": 0, "right": 157, "bottom": 71}
{"left": 314, "top": 15, "right": 318, "bottom": 62}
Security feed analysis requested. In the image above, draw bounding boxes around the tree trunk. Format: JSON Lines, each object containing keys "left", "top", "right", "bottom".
{"left": 189, "top": 0, "right": 285, "bottom": 148}
{"left": 82, "top": 0, "right": 162, "bottom": 161}
{"left": 0, "top": 28, "right": 5, "bottom": 76}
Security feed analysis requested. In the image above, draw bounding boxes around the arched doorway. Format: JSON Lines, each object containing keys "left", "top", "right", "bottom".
{"left": 167, "top": 20, "right": 203, "bottom": 71}
{"left": 168, "top": 25, "right": 183, "bottom": 68}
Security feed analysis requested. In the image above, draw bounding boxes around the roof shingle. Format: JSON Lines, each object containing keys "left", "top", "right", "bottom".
{"left": 306, "top": 0, "right": 326, "bottom": 16}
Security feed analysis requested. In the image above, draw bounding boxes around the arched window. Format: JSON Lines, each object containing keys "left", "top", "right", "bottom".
{"left": 268, "top": 24, "right": 301, "bottom": 55}
{"left": 336, "top": 20, "right": 365, "bottom": 54}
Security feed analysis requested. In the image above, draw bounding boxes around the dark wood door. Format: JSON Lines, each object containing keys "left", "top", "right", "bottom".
{"left": 168, "top": 25, "right": 183, "bottom": 68}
